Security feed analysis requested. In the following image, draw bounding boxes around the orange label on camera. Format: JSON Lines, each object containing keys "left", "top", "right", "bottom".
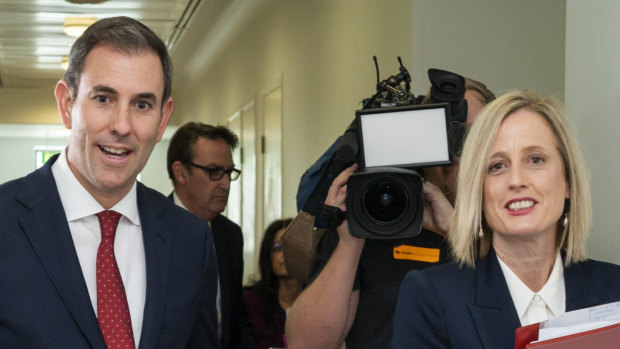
{"left": 393, "top": 245, "right": 440, "bottom": 263}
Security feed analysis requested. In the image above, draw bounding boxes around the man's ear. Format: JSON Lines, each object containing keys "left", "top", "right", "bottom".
{"left": 55, "top": 79, "right": 74, "bottom": 129}
{"left": 172, "top": 160, "right": 189, "bottom": 185}
{"left": 156, "top": 97, "right": 174, "bottom": 143}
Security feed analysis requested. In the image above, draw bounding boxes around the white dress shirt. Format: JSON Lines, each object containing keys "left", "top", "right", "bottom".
{"left": 52, "top": 149, "right": 146, "bottom": 346}
{"left": 498, "top": 252, "right": 566, "bottom": 326}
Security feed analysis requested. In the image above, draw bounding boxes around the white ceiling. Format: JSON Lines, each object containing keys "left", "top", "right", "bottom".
{"left": 0, "top": 0, "right": 201, "bottom": 88}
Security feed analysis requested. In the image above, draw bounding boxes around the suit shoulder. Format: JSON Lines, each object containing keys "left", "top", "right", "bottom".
{"left": 403, "top": 261, "right": 474, "bottom": 292}
{"left": 137, "top": 183, "right": 206, "bottom": 230}
{"left": 422, "top": 260, "right": 472, "bottom": 280}
{"left": 576, "top": 258, "right": 620, "bottom": 280}
{"left": 577, "top": 258, "right": 620, "bottom": 276}
{"left": 213, "top": 214, "right": 242, "bottom": 233}
{"left": 570, "top": 258, "right": 620, "bottom": 298}
{"left": 0, "top": 167, "right": 57, "bottom": 211}
{"left": 0, "top": 176, "right": 25, "bottom": 199}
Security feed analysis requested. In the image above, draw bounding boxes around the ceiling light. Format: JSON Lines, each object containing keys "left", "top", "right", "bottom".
{"left": 61, "top": 56, "right": 69, "bottom": 70}
{"left": 65, "top": 0, "right": 110, "bottom": 4}
{"left": 63, "top": 17, "right": 97, "bottom": 37}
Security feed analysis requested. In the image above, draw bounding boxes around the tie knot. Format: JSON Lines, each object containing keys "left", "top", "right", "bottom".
{"left": 96, "top": 210, "right": 122, "bottom": 238}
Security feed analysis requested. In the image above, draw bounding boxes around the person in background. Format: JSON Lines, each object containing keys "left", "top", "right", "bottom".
{"left": 244, "top": 218, "right": 303, "bottom": 349}
{"left": 0, "top": 16, "right": 220, "bottom": 348}
{"left": 392, "top": 90, "right": 620, "bottom": 348}
{"left": 167, "top": 121, "right": 255, "bottom": 348}
{"left": 285, "top": 77, "right": 495, "bottom": 349}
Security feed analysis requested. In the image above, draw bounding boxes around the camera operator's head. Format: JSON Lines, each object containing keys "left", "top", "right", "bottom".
{"left": 464, "top": 77, "right": 496, "bottom": 123}
{"left": 422, "top": 77, "right": 495, "bottom": 204}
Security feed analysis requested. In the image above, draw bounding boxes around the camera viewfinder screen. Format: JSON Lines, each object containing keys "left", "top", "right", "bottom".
{"left": 358, "top": 104, "right": 451, "bottom": 168}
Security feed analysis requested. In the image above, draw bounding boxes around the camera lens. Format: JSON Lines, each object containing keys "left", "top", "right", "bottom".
{"left": 362, "top": 179, "right": 408, "bottom": 224}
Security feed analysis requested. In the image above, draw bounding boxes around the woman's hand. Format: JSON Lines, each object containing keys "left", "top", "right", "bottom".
{"left": 422, "top": 180, "right": 454, "bottom": 238}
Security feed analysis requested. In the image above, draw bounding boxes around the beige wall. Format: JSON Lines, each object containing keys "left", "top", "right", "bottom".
{"left": 411, "top": 0, "right": 566, "bottom": 100}
{"left": 0, "top": 87, "right": 58, "bottom": 124}
{"left": 170, "top": 0, "right": 566, "bottom": 220}
{"left": 565, "top": 0, "right": 620, "bottom": 264}
{"left": 172, "top": 0, "right": 416, "bottom": 219}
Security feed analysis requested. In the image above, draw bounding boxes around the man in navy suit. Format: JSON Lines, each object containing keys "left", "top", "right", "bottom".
{"left": 167, "top": 122, "right": 256, "bottom": 348}
{"left": 0, "top": 17, "right": 220, "bottom": 348}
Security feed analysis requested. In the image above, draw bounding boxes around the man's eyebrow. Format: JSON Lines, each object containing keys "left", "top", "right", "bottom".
{"left": 136, "top": 92, "right": 157, "bottom": 101}
{"left": 92, "top": 85, "right": 118, "bottom": 95}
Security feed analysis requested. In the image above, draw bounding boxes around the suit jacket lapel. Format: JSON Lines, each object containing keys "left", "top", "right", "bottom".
{"left": 138, "top": 184, "right": 172, "bottom": 349}
{"left": 17, "top": 159, "right": 105, "bottom": 348}
{"left": 468, "top": 250, "right": 521, "bottom": 349}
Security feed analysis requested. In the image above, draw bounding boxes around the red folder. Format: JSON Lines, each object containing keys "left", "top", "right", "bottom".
{"left": 515, "top": 323, "right": 540, "bottom": 349}
{"left": 515, "top": 322, "right": 620, "bottom": 349}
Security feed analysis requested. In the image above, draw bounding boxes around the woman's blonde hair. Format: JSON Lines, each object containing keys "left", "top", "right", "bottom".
{"left": 450, "top": 90, "right": 591, "bottom": 267}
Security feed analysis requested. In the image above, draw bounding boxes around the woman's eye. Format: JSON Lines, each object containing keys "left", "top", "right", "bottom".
{"left": 489, "top": 162, "right": 504, "bottom": 172}
{"left": 531, "top": 156, "right": 545, "bottom": 164}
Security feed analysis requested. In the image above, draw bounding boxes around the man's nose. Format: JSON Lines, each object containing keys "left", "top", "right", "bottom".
{"left": 111, "top": 107, "right": 131, "bottom": 136}
{"left": 218, "top": 175, "right": 231, "bottom": 189}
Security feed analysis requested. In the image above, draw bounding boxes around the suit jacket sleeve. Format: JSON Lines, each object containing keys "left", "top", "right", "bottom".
{"left": 392, "top": 270, "right": 450, "bottom": 349}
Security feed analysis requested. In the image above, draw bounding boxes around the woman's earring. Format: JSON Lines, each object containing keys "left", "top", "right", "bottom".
{"left": 478, "top": 226, "right": 484, "bottom": 238}
{"left": 562, "top": 213, "right": 569, "bottom": 228}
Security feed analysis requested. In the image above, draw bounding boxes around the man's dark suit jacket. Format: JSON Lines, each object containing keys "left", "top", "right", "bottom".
{"left": 392, "top": 248, "right": 620, "bottom": 349}
{"left": 0, "top": 155, "right": 221, "bottom": 348}
{"left": 170, "top": 194, "right": 256, "bottom": 348}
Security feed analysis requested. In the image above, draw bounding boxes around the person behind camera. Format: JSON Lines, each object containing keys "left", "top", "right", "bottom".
{"left": 285, "top": 78, "right": 495, "bottom": 349}
{"left": 243, "top": 218, "right": 303, "bottom": 349}
{"left": 392, "top": 90, "right": 620, "bottom": 348}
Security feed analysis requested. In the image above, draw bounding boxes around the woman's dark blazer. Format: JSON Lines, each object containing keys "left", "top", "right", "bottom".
{"left": 392, "top": 248, "right": 620, "bottom": 349}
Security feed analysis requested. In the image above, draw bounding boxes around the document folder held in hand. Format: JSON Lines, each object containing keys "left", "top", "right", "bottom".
{"left": 515, "top": 301, "right": 620, "bottom": 349}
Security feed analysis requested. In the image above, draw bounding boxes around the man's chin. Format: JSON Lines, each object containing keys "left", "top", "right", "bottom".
{"left": 211, "top": 202, "right": 228, "bottom": 215}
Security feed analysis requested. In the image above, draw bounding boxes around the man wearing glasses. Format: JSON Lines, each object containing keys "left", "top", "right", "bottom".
{"left": 167, "top": 122, "right": 255, "bottom": 349}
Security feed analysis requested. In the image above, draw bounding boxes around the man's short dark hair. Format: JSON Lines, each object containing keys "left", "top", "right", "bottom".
{"left": 167, "top": 122, "right": 239, "bottom": 184}
{"left": 64, "top": 16, "right": 173, "bottom": 107}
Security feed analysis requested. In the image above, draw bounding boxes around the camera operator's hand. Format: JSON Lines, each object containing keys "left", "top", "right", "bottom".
{"left": 325, "top": 163, "right": 364, "bottom": 244}
{"left": 422, "top": 180, "right": 453, "bottom": 238}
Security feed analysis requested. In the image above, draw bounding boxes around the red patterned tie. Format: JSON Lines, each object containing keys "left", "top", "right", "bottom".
{"left": 96, "top": 210, "right": 136, "bottom": 349}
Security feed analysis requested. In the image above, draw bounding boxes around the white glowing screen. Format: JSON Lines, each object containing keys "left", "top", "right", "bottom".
{"left": 359, "top": 105, "right": 451, "bottom": 168}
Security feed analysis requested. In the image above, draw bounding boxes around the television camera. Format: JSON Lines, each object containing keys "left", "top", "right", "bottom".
{"left": 337, "top": 57, "right": 469, "bottom": 239}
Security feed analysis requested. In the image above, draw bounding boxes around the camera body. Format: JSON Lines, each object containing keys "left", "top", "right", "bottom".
{"left": 342, "top": 63, "right": 468, "bottom": 239}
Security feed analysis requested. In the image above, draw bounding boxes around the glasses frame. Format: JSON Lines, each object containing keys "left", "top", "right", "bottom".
{"left": 271, "top": 241, "right": 282, "bottom": 252}
{"left": 184, "top": 162, "right": 241, "bottom": 181}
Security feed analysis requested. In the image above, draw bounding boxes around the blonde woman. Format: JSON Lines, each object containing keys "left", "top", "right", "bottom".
{"left": 392, "top": 90, "right": 620, "bottom": 348}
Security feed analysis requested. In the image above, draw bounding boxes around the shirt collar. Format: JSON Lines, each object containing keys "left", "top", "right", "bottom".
{"left": 172, "top": 190, "right": 210, "bottom": 227}
{"left": 51, "top": 148, "right": 140, "bottom": 226}
{"left": 498, "top": 252, "right": 565, "bottom": 319}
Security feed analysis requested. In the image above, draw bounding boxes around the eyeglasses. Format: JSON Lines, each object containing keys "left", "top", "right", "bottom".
{"left": 184, "top": 162, "right": 241, "bottom": 181}
{"left": 271, "top": 241, "right": 282, "bottom": 252}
